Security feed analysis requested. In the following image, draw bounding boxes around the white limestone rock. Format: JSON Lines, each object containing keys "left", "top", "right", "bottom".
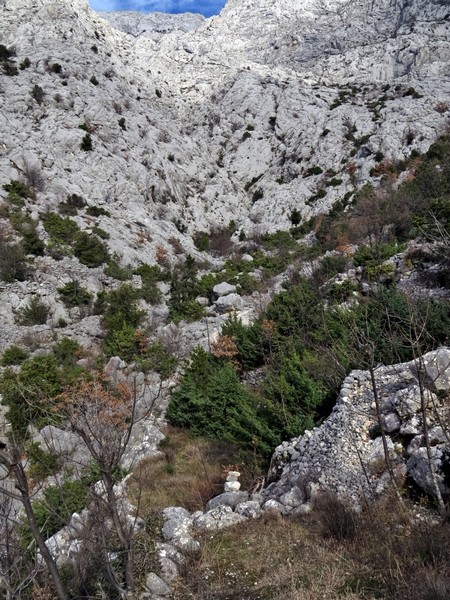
{"left": 145, "top": 572, "right": 172, "bottom": 597}
{"left": 235, "top": 500, "right": 262, "bottom": 519}
{"left": 193, "top": 505, "right": 247, "bottom": 531}
{"left": 214, "top": 293, "right": 243, "bottom": 313}
{"left": 407, "top": 446, "right": 448, "bottom": 497}
{"left": 205, "top": 491, "right": 249, "bottom": 511}
{"left": 213, "top": 282, "right": 237, "bottom": 297}
{"left": 224, "top": 480, "right": 241, "bottom": 492}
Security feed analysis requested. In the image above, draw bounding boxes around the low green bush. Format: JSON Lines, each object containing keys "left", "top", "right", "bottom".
{"left": 21, "top": 222, "right": 45, "bottom": 256}
{"left": 102, "top": 284, "right": 144, "bottom": 331}
{"left": 100, "top": 284, "right": 145, "bottom": 359}
{"left": 58, "top": 280, "right": 92, "bottom": 308}
{"left": 306, "top": 165, "right": 324, "bottom": 176}
{"left": 138, "top": 341, "right": 178, "bottom": 379}
{"left": 0, "top": 355, "right": 63, "bottom": 438}
{"left": 27, "top": 442, "right": 61, "bottom": 481}
{"left": 0, "top": 241, "right": 29, "bottom": 282}
{"left": 73, "top": 231, "right": 109, "bottom": 267}
{"left": 31, "top": 84, "right": 45, "bottom": 104}
{"left": 103, "top": 322, "right": 141, "bottom": 361}
{"left": 353, "top": 242, "right": 400, "bottom": 268}
{"left": 1, "top": 345, "right": 28, "bottom": 366}
{"left": 92, "top": 225, "right": 109, "bottom": 239}
{"left": 86, "top": 206, "right": 110, "bottom": 218}
{"left": 23, "top": 480, "right": 88, "bottom": 543}
{"left": 167, "top": 349, "right": 279, "bottom": 457}
{"left": 193, "top": 231, "right": 210, "bottom": 252}
{"left": 168, "top": 256, "right": 205, "bottom": 323}
{"left": 290, "top": 208, "right": 301, "bottom": 226}
{"left": 81, "top": 133, "right": 93, "bottom": 151}
{"left": 18, "top": 296, "right": 49, "bottom": 325}
{"left": 3, "top": 180, "right": 32, "bottom": 200}
{"left": 104, "top": 258, "right": 132, "bottom": 280}
{"left": 263, "top": 352, "right": 327, "bottom": 438}
{"left": 53, "top": 337, "right": 82, "bottom": 367}
{"left": 43, "top": 212, "right": 80, "bottom": 243}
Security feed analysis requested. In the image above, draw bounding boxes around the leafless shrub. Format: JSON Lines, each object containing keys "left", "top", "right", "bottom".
{"left": 168, "top": 237, "right": 183, "bottom": 255}
{"left": 158, "top": 130, "right": 170, "bottom": 144}
{"left": 314, "top": 490, "right": 359, "bottom": 540}
{"left": 434, "top": 101, "right": 449, "bottom": 114}
{"left": 161, "top": 323, "right": 182, "bottom": 358}
{"left": 22, "top": 159, "right": 45, "bottom": 194}
{"left": 209, "top": 227, "right": 234, "bottom": 257}
{"left": 155, "top": 245, "right": 169, "bottom": 265}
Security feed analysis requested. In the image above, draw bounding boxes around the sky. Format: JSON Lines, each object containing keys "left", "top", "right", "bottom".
{"left": 89, "top": 1, "right": 227, "bottom": 17}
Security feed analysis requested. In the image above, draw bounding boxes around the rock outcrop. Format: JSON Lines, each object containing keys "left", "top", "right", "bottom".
{"left": 264, "top": 348, "right": 450, "bottom": 510}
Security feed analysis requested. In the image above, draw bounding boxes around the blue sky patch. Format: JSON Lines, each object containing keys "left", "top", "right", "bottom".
{"left": 89, "top": 1, "right": 226, "bottom": 17}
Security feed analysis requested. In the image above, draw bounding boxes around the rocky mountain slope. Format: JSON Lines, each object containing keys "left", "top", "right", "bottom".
{"left": 1, "top": 0, "right": 449, "bottom": 248}
{"left": 0, "top": 0, "right": 448, "bottom": 350}
{"left": 1, "top": 2, "right": 450, "bottom": 596}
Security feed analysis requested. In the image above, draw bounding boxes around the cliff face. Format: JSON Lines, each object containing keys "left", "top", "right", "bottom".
{"left": 1, "top": 0, "right": 449, "bottom": 252}
{"left": 0, "top": 0, "right": 449, "bottom": 345}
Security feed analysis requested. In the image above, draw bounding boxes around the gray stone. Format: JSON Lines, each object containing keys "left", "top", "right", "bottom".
{"left": 214, "top": 293, "right": 243, "bottom": 313}
{"left": 400, "top": 414, "right": 421, "bottom": 436}
{"left": 120, "top": 421, "right": 165, "bottom": 470}
{"left": 205, "top": 491, "right": 249, "bottom": 512}
{"left": 104, "top": 356, "right": 127, "bottom": 376}
{"left": 429, "top": 426, "right": 447, "bottom": 445}
{"left": 213, "top": 282, "right": 237, "bottom": 297}
{"left": 279, "top": 486, "right": 305, "bottom": 508}
{"left": 262, "top": 499, "right": 286, "bottom": 514}
{"left": 195, "top": 296, "right": 209, "bottom": 306}
{"left": 235, "top": 500, "right": 262, "bottom": 519}
{"left": 224, "top": 480, "right": 241, "bottom": 492}
{"left": 161, "top": 516, "right": 191, "bottom": 539}
{"left": 375, "top": 462, "right": 407, "bottom": 495}
{"left": 145, "top": 572, "right": 172, "bottom": 596}
{"left": 225, "top": 470, "right": 240, "bottom": 482}
{"left": 423, "top": 347, "right": 450, "bottom": 391}
{"left": 406, "top": 435, "right": 424, "bottom": 455}
{"left": 407, "top": 446, "right": 448, "bottom": 498}
{"left": 161, "top": 506, "right": 191, "bottom": 521}
{"left": 159, "top": 557, "right": 179, "bottom": 582}
{"left": 393, "top": 385, "right": 436, "bottom": 417}
{"left": 292, "top": 503, "right": 313, "bottom": 516}
{"left": 367, "top": 436, "right": 397, "bottom": 471}
{"left": 156, "top": 543, "right": 184, "bottom": 566}
{"left": 193, "top": 505, "right": 247, "bottom": 531}
{"left": 381, "top": 413, "right": 401, "bottom": 433}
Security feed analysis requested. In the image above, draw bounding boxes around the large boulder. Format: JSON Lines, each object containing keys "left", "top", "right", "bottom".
{"left": 214, "top": 293, "right": 243, "bottom": 313}
{"left": 213, "top": 282, "right": 237, "bottom": 297}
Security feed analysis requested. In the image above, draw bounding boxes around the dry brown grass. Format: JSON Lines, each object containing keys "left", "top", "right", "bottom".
{"left": 172, "top": 496, "right": 450, "bottom": 600}
{"left": 129, "top": 427, "right": 243, "bottom": 515}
